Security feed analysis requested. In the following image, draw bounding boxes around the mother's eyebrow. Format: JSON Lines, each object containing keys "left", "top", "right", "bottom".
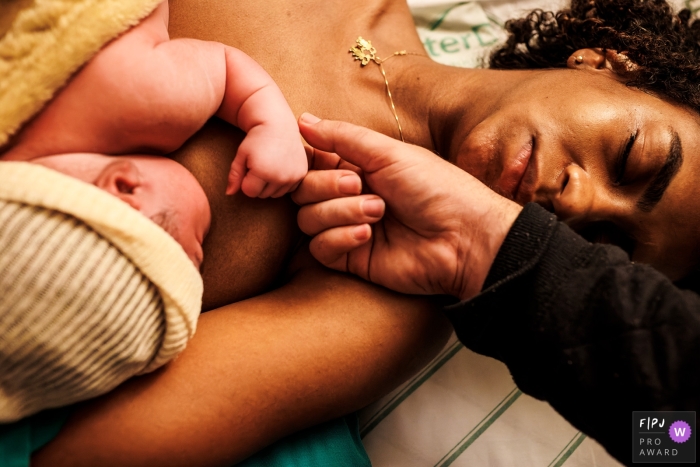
{"left": 637, "top": 131, "right": 683, "bottom": 213}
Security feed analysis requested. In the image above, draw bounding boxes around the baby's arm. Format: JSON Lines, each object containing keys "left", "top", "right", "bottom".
{"left": 111, "top": 32, "right": 307, "bottom": 197}
{"left": 149, "top": 36, "right": 307, "bottom": 197}
{"left": 130, "top": 22, "right": 306, "bottom": 198}
{"left": 214, "top": 48, "right": 307, "bottom": 198}
{"left": 148, "top": 40, "right": 307, "bottom": 198}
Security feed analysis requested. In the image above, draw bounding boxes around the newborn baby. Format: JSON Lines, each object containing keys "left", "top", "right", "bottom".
{"left": 1, "top": 0, "right": 307, "bottom": 267}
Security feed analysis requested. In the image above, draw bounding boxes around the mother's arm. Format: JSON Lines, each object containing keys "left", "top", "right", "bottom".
{"left": 33, "top": 254, "right": 451, "bottom": 467}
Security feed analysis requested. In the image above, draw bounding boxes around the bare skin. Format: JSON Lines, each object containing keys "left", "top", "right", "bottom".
{"left": 165, "top": 0, "right": 440, "bottom": 312}
{"left": 168, "top": 0, "right": 700, "bottom": 281}
{"left": 31, "top": 1, "right": 453, "bottom": 465}
{"left": 33, "top": 0, "right": 700, "bottom": 464}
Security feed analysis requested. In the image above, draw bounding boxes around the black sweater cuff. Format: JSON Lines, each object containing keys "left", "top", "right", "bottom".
{"left": 443, "top": 202, "right": 595, "bottom": 365}
{"left": 482, "top": 202, "right": 559, "bottom": 289}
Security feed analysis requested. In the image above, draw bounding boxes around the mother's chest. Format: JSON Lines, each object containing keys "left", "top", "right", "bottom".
{"left": 171, "top": 119, "right": 301, "bottom": 311}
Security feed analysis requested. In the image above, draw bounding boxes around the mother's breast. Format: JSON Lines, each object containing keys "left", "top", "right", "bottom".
{"left": 170, "top": 118, "right": 301, "bottom": 311}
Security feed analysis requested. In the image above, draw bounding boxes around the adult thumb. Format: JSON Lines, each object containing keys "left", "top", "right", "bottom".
{"left": 298, "top": 113, "right": 402, "bottom": 174}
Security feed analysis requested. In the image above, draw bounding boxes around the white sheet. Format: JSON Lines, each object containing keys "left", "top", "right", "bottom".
{"left": 360, "top": 333, "right": 621, "bottom": 466}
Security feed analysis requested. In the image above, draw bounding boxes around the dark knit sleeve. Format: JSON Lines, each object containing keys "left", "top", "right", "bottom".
{"left": 444, "top": 203, "right": 700, "bottom": 465}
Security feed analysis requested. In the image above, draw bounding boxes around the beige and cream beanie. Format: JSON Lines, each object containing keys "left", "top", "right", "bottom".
{"left": 0, "top": 162, "right": 203, "bottom": 422}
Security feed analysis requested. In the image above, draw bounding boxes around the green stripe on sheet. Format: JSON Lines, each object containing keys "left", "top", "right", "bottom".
{"left": 429, "top": 2, "right": 468, "bottom": 30}
{"left": 360, "top": 340, "right": 464, "bottom": 438}
{"left": 547, "top": 432, "right": 587, "bottom": 467}
{"left": 484, "top": 12, "right": 504, "bottom": 28}
{"left": 434, "top": 387, "right": 523, "bottom": 467}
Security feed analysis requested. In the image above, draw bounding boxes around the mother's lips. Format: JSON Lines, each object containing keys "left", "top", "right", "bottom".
{"left": 514, "top": 140, "right": 538, "bottom": 204}
{"left": 495, "top": 139, "right": 534, "bottom": 202}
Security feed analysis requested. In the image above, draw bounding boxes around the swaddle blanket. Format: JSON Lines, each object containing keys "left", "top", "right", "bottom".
{"left": 0, "top": 0, "right": 163, "bottom": 146}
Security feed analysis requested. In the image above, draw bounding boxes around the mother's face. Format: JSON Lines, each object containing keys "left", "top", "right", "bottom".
{"left": 454, "top": 54, "right": 700, "bottom": 280}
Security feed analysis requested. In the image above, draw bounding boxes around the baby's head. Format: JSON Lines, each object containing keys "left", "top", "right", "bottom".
{"left": 30, "top": 153, "right": 211, "bottom": 268}
{"left": 0, "top": 161, "right": 203, "bottom": 421}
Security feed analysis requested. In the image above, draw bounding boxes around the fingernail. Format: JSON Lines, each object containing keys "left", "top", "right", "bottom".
{"left": 352, "top": 224, "right": 370, "bottom": 241}
{"left": 362, "top": 198, "right": 385, "bottom": 218}
{"left": 300, "top": 112, "right": 321, "bottom": 124}
{"left": 338, "top": 174, "right": 361, "bottom": 195}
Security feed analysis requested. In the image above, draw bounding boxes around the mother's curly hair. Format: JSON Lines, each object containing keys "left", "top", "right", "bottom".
{"left": 490, "top": 0, "right": 700, "bottom": 112}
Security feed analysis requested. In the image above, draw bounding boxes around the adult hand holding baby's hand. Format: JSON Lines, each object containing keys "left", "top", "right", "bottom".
{"left": 294, "top": 114, "right": 522, "bottom": 300}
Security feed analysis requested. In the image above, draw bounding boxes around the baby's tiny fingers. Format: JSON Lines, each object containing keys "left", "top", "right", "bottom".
{"left": 292, "top": 170, "right": 361, "bottom": 206}
{"left": 227, "top": 165, "right": 246, "bottom": 195}
{"left": 259, "top": 183, "right": 281, "bottom": 199}
{"left": 270, "top": 184, "right": 293, "bottom": 199}
{"left": 297, "top": 195, "right": 384, "bottom": 236}
{"left": 227, "top": 149, "right": 251, "bottom": 195}
{"left": 241, "top": 174, "right": 267, "bottom": 198}
{"left": 289, "top": 179, "right": 303, "bottom": 194}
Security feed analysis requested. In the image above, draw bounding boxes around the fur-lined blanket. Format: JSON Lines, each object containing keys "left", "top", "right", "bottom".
{"left": 0, "top": 0, "right": 162, "bottom": 146}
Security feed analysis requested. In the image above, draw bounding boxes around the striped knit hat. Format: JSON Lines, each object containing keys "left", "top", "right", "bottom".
{"left": 0, "top": 162, "right": 203, "bottom": 422}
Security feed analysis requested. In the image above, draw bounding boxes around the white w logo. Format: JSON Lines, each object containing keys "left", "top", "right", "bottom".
{"left": 674, "top": 427, "right": 686, "bottom": 437}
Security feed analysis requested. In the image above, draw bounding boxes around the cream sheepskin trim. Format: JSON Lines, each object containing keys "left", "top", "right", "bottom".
{"left": 0, "top": 0, "right": 163, "bottom": 146}
{"left": 0, "top": 162, "right": 203, "bottom": 372}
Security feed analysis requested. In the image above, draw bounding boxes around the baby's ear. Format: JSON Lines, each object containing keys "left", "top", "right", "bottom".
{"left": 95, "top": 160, "right": 143, "bottom": 210}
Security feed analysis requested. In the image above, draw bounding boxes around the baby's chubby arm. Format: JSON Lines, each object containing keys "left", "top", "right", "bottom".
{"left": 137, "top": 32, "right": 307, "bottom": 197}
{"left": 142, "top": 31, "right": 307, "bottom": 197}
{"left": 214, "top": 49, "right": 307, "bottom": 198}
{"left": 137, "top": 12, "right": 307, "bottom": 197}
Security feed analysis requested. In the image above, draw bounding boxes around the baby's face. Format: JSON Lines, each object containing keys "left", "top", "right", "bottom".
{"left": 31, "top": 153, "right": 211, "bottom": 268}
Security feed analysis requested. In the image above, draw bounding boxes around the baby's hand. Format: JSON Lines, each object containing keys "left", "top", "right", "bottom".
{"left": 226, "top": 126, "right": 307, "bottom": 198}
{"left": 213, "top": 46, "right": 307, "bottom": 197}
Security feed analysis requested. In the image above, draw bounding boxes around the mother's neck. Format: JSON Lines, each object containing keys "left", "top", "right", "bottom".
{"left": 391, "top": 59, "right": 528, "bottom": 161}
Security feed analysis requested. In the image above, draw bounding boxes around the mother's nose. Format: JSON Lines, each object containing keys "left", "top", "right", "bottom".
{"left": 550, "top": 164, "right": 595, "bottom": 224}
